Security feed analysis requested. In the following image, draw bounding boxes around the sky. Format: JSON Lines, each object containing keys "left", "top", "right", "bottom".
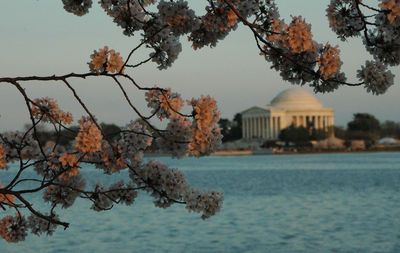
{"left": 1, "top": 0, "right": 399, "bottom": 131}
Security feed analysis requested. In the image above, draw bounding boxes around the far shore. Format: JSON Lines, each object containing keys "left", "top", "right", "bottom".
{"left": 211, "top": 146, "right": 400, "bottom": 156}
{"left": 143, "top": 146, "right": 400, "bottom": 157}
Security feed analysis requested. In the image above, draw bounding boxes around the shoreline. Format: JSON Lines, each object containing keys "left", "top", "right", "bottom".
{"left": 144, "top": 147, "right": 400, "bottom": 157}
{"left": 211, "top": 147, "right": 400, "bottom": 156}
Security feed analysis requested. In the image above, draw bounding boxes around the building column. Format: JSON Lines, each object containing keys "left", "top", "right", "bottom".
{"left": 242, "top": 118, "right": 245, "bottom": 138}
{"left": 255, "top": 117, "right": 258, "bottom": 137}
{"left": 262, "top": 117, "right": 266, "bottom": 139}
{"left": 271, "top": 117, "right": 274, "bottom": 139}
{"left": 276, "top": 117, "right": 279, "bottom": 139}
{"left": 246, "top": 118, "right": 250, "bottom": 139}
{"left": 267, "top": 117, "right": 271, "bottom": 139}
{"left": 247, "top": 118, "right": 250, "bottom": 138}
{"left": 245, "top": 118, "right": 249, "bottom": 139}
{"left": 249, "top": 117, "right": 253, "bottom": 138}
{"left": 277, "top": 117, "right": 281, "bottom": 136}
{"left": 252, "top": 117, "right": 256, "bottom": 138}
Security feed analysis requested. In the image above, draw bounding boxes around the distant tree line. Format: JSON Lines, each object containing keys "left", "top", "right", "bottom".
{"left": 278, "top": 113, "right": 400, "bottom": 148}
{"left": 218, "top": 113, "right": 400, "bottom": 148}
{"left": 31, "top": 113, "right": 400, "bottom": 148}
{"left": 27, "top": 122, "right": 122, "bottom": 148}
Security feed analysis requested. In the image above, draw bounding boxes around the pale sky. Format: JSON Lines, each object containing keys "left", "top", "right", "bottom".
{"left": 1, "top": 0, "right": 399, "bottom": 131}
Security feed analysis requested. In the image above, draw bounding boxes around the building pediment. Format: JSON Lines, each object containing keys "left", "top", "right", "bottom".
{"left": 241, "top": 106, "right": 269, "bottom": 116}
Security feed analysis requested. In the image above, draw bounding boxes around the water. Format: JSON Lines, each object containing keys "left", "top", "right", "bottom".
{"left": 2, "top": 152, "right": 400, "bottom": 252}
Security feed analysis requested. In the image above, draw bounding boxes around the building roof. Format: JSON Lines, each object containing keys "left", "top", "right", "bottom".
{"left": 269, "top": 88, "right": 323, "bottom": 110}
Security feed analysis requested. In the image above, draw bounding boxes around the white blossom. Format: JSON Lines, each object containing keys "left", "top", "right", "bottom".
{"left": 158, "top": 116, "right": 191, "bottom": 158}
{"left": 62, "top": 0, "right": 92, "bottom": 16}
{"left": 28, "top": 213, "right": 59, "bottom": 236}
{"left": 357, "top": 60, "right": 394, "bottom": 95}
{"left": 184, "top": 189, "right": 224, "bottom": 220}
{"left": 326, "top": 0, "right": 363, "bottom": 41}
{"left": 100, "top": 0, "right": 146, "bottom": 36}
{"left": 365, "top": 13, "right": 400, "bottom": 66}
{"left": 158, "top": 0, "right": 200, "bottom": 36}
{"left": 43, "top": 174, "right": 86, "bottom": 208}
{"left": 130, "top": 160, "right": 189, "bottom": 208}
{"left": 0, "top": 132, "right": 40, "bottom": 160}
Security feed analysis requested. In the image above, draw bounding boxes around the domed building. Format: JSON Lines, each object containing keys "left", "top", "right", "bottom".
{"left": 241, "top": 88, "right": 334, "bottom": 140}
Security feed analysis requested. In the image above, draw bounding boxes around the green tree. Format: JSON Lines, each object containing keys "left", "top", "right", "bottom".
{"left": 218, "top": 113, "right": 242, "bottom": 142}
{"left": 333, "top": 126, "right": 347, "bottom": 139}
{"left": 380, "top": 120, "right": 400, "bottom": 138}
{"left": 347, "top": 113, "right": 381, "bottom": 148}
{"left": 310, "top": 128, "right": 328, "bottom": 141}
{"left": 279, "top": 125, "right": 310, "bottom": 146}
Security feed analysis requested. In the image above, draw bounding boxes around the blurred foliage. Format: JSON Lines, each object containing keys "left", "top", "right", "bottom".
{"left": 218, "top": 113, "right": 242, "bottom": 142}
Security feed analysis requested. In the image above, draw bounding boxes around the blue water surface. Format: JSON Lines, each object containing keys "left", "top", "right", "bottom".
{"left": 1, "top": 152, "right": 400, "bottom": 253}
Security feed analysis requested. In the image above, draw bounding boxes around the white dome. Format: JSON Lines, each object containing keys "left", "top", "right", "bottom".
{"left": 270, "top": 88, "right": 323, "bottom": 110}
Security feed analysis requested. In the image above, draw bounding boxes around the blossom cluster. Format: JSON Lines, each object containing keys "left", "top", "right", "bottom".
{"left": 0, "top": 213, "right": 60, "bottom": 242}
{"left": 130, "top": 160, "right": 189, "bottom": 208}
{"left": 58, "top": 152, "right": 81, "bottom": 179}
{"left": 100, "top": 0, "right": 147, "bottom": 36}
{"left": 357, "top": 60, "right": 394, "bottom": 95}
{"left": 98, "top": 0, "right": 259, "bottom": 68}
{"left": 75, "top": 117, "right": 103, "bottom": 154}
{"left": 120, "top": 121, "right": 153, "bottom": 155}
{"left": 43, "top": 174, "right": 86, "bottom": 209}
{"left": 145, "top": 88, "right": 184, "bottom": 120}
{"left": 202, "top": 5, "right": 238, "bottom": 32}
{"left": 149, "top": 31, "right": 183, "bottom": 70}
{"left": 97, "top": 142, "right": 128, "bottom": 174}
{"left": 62, "top": 0, "right": 92, "bottom": 16}
{"left": 28, "top": 213, "right": 59, "bottom": 236}
{"left": 91, "top": 181, "right": 138, "bottom": 211}
{"left": 158, "top": 0, "right": 199, "bottom": 36}
{"left": 326, "top": 0, "right": 363, "bottom": 40}
{"left": 158, "top": 116, "right": 191, "bottom": 158}
{"left": 0, "top": 132, "right": 40, "bottom": 160}
{"left": 263, "top": 13, "right": 344, "bottom": 91}
{"left": 283, "top": 16, "right": 314, "bottom": 53}
{"left": 88, "top": 46, "right": 124, "bottom": 73}
{"left": 130, "top": 160, "right": 223, "bottom": 218}
{"left": 325, "top": 0, "right": 400, "bottom": 94}
{"left": 83, "top": 121, "right": 151, "bottom": 174}
{"left": 31, "top": 97, "right": 72, "bottom": 125}
{"left": 366, "top": 11, "right": 400, "bottom": 66}
{"left": 188, "top": 95, "right": 222, "bottom": 156}
{"left": 317, "top": 43, "right": 341, "bottom": 80}
{"left": 0, "top": 214, "right": 27, "bottom": 243}
{"left": 146, "top": 87, "right": 222, "bottom": 157}
{"left": 184, "top": 189, "right": 224, "bottom": 220}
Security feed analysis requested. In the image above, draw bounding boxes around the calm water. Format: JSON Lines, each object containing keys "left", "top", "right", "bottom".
{"left": 2, "top": 152, "right": 400, "bottom": 253}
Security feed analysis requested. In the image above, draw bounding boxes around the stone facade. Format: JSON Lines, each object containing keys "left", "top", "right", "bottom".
{"left": 241, "top": 88, "right": 334, "bottom": 140}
